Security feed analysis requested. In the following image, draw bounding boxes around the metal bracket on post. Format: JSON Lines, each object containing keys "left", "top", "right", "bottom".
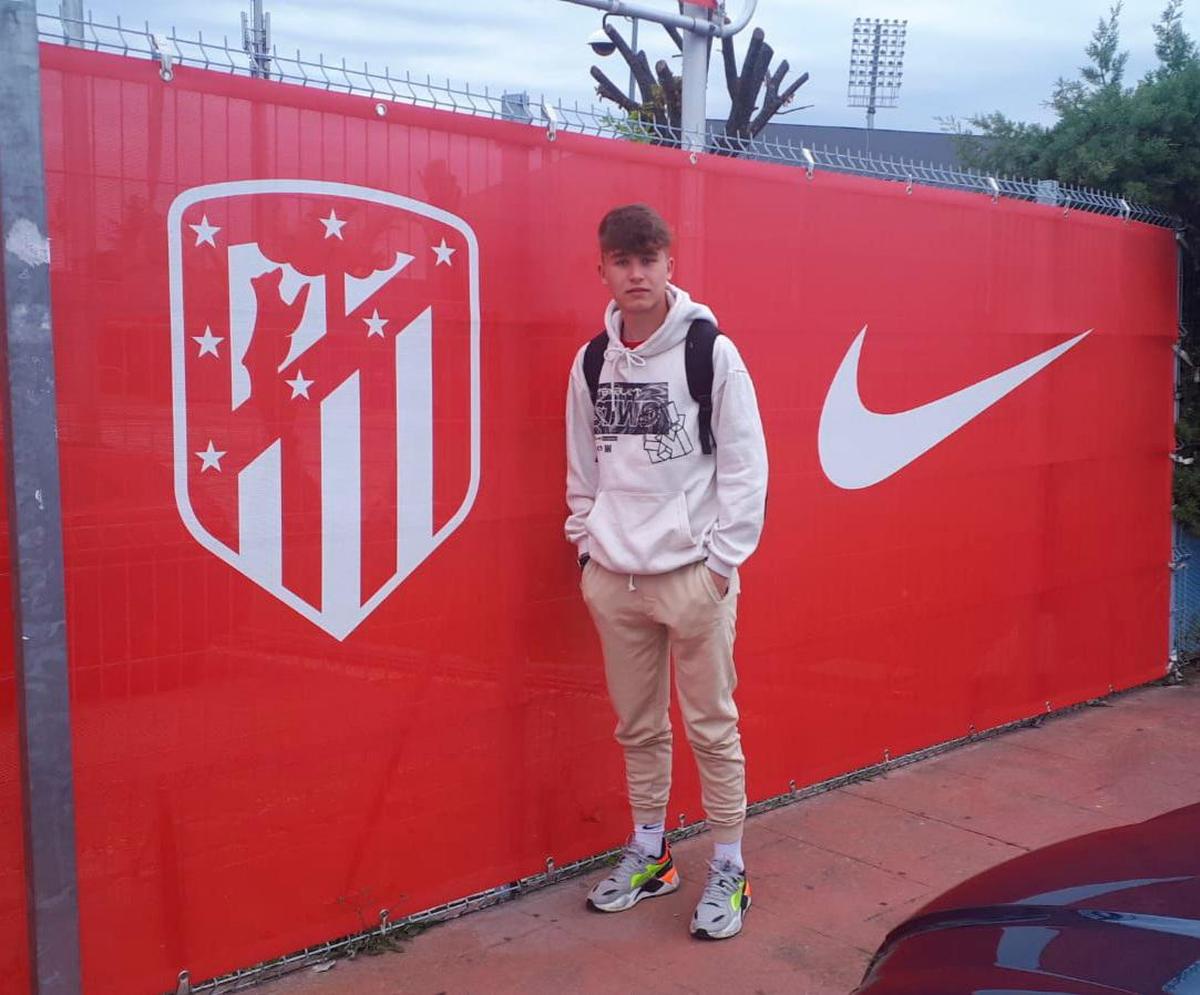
{"left": 541, "top": 101, "right": 558, "bottom": 142}
{"left": 801, "top": 147, "right": 815, "bottom": 181}
{"left": 175, "top": 969, "right": 193, "bottom": 995}
{"left": 150, "top": 33, "right": 175, "bottom": 82}
{"left": 57, "top": 0, "right": 84, "bottom": 45}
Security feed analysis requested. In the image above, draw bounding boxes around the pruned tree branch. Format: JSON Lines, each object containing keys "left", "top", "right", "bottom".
{"left": 589, "top": 19, "right": 810, "bottom": 156}
{"left": 749, "top": 63, "right": 809, "bottom": 135}
{"left": 722, "top": 33, "right": 739, "bottom": 104}
{"left": 590, "top": 66, "right": 641, "bottom": 115}
{"left": 655, "top": 59, "right": 682, "bottom": 129}
{"left": 603, "top": 21, "right": 657, "bottom": 101}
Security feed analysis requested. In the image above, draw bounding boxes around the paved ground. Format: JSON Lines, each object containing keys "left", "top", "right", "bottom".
{"left": 262, "top": 676, "right": 1200, "bottom": 995}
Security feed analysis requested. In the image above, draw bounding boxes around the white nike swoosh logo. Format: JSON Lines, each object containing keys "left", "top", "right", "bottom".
{"left": 818, "top": 326, "right": 1091, "bottom": 489}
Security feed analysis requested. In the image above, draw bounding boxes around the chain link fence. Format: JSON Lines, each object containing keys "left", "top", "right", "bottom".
{"left": 37, "top": 10, "right": 1181, "bottom": 230}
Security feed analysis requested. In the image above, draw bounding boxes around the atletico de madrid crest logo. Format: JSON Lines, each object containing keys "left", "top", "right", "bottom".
{"left": 168, "top": 181, "right": 481, "bottom": 640}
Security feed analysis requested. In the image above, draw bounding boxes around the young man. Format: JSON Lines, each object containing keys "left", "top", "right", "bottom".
{"left": 564, "top": 204, "right": 768, "bottom": 940}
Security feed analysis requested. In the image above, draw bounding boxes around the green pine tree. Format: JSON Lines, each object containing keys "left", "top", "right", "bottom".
{"left": 953, "top": 2, "right": 1200, "bottom": 530}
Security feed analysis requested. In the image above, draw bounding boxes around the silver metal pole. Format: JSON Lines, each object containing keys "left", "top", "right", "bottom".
{"left": 559, "top": 0, "right": 757, "bottom": 39}
{"left": 680, "top": 2, "right": 710, "bottom": 151}
{"left": 867, "top": 21, "right": 881, "bottom": 131}
{"left": 0, "top": 2, "right": 82, "bottom": 994}
{"left": 242, "top": 0, "right": 271, "bottom": 79}
{"left": 628, "top": 16, "right": 638, "bottom": 102}
{"left": 58, "top": 0, "right": 83, "bottom": 46}
{"left": 1171, "top": 227, "right": 1187, "bottom": 673}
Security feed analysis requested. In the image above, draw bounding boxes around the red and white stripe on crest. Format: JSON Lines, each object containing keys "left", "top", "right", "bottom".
{"left": 169, "top": 180, "right": 480, "bottom": 640}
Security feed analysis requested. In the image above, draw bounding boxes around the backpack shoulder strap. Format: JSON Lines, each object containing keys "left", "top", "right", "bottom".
{"left": 685, "top": 319, "right": 723, "bottom": 455}
{"left": 582, "top": 331, "right": 608, "bottom": 406}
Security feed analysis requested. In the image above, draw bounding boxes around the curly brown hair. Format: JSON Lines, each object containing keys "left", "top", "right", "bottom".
{"left": 598, "top": 204, "right": 673, "bottom": 255}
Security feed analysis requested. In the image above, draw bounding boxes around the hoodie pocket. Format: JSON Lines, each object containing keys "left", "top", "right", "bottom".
{"left": 586, "top": 490, "right": 698, "bottom": 571}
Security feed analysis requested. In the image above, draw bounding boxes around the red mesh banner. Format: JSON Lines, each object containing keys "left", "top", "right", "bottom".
{"left": 37, "top": 42, "right": 1176, "bottom": 993}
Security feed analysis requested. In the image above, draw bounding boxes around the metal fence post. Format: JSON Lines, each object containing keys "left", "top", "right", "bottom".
{"left": 0, "top": 2, "right": 83, "bottom": 994}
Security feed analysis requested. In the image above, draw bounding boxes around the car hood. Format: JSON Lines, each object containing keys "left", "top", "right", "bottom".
{"left": 855, "top": 803, "right": 1200, "bottom": 995}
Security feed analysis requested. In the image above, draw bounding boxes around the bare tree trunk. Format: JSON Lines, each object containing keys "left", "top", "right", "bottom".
{"left": 589, "top": 18, "right": 809, "bottom": 156}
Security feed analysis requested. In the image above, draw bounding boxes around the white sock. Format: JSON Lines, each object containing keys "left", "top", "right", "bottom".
{"left": 633, "top": 820, "right": 665, "bottom": 856}
{"left": 714, "top": 839, "right": 744, "bottom": 871}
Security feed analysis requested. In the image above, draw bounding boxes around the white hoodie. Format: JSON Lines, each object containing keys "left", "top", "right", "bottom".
{"left": 565, "top": 285, "right": 768, "bottom": 577}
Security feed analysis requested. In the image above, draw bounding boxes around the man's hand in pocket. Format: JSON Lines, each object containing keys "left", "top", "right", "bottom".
{"left": 708, "top": 568, "right": 729, "bottom": 598}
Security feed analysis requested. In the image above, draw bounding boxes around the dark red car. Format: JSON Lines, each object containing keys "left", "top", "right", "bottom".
{"left": 854, "top": 803, "right": 1200, "bottom": 995}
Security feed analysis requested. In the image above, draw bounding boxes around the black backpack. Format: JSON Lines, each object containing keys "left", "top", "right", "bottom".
{"left": 582, "top": 319, "right": 724, "bottom": 455}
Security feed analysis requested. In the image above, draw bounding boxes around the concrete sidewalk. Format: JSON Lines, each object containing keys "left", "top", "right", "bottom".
{"left": 263, "top": 676, "right": 1200, "bottom": 995}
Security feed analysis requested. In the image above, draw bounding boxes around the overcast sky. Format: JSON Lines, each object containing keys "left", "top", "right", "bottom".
{"left": 41, "top": 0, "right": 1200, "bottom": 132}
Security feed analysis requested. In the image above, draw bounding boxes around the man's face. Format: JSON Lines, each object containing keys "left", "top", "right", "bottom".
{"left": 599, "top": 246, "right": 675, "bottom": 315}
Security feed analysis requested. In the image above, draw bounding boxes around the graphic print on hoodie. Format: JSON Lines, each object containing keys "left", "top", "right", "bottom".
{"left": 565, "top": 285, "right": 769, "bottom": 577}
{"left": 594, "top": 380, "right": 694, "bottom": 463}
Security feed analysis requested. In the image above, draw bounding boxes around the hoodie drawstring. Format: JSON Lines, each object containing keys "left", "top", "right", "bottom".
{"left": 604, "top": 346, "right": 647, "bottom": 378}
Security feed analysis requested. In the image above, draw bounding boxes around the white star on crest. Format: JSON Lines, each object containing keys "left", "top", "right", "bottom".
{"left": 285, "top": 371, "right": 314, "bottom": 399}
{"left": 432, "top": 238, "right": 455, "bottom": 266}
{"left": 363, "top": 309, "right": 388, "bottom": 338}
{"left": 192, "top": 326, "right": 224, "bottom": 357}
{"left": 195, "top": 441, "right": 226, "bottom": 472}
{"left": 319, "top": 209, "right": 347, "bottom": 240}
{"left": 189, "top": 215, "right": 220, "bottom": 247}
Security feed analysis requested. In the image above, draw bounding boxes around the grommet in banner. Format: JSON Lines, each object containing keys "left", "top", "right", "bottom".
{"left": 1044, "top": 699, "right": 1052, "bottom": 713}
{"left": 545, "top": 856, "right": 557, "bottom": 880}
{"left": 689, "top": 151, "right": 698, "bottom": 165}
{"left": 374, "top": 102, "right": 387, "bottom": 117}
{"left": 378, "top": 909, "right": 390, "bottom": 930}
{"left": 678, "top": 812, "right": 686, "bottom": 828}
{"left": 788, "top": 778, "right": 797, "bottom": 798}
{"left": 905, "top": 177, "right": 913, "bottom": 196}
{"left": 883, "top": 747, "right": 891, "bottom": 763}
{"left": 175, "top": 970, "right": 192, "bottom": 995}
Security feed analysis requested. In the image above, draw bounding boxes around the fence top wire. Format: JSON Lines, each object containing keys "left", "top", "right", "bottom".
{"left": 37, "top": 10, "right": 1180, "bottom": 229}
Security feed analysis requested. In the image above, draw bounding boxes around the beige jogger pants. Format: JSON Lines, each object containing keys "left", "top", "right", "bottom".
{"left": 581, "top": 559, "right": 746, "bottom": 844}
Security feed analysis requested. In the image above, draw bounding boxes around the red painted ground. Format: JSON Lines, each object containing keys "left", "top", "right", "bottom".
{"left": 261, "top": 678, "right": 1200, "bottom": 995}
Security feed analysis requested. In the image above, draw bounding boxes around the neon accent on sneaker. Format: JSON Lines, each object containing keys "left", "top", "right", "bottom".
{"left": 631, "top": 853, "right": 671, "bottom": 889}
{"left": 586, "top": 840, "right": 680, "bottom": 913}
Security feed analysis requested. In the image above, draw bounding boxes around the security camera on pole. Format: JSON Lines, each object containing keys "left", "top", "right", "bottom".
{"left": 561, "top": 0, "right": 759, "bottom": 152}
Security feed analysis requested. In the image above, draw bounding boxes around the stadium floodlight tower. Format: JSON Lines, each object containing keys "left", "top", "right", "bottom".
{"left": 847, "top": 17, "right": 907, "bottom": 137}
